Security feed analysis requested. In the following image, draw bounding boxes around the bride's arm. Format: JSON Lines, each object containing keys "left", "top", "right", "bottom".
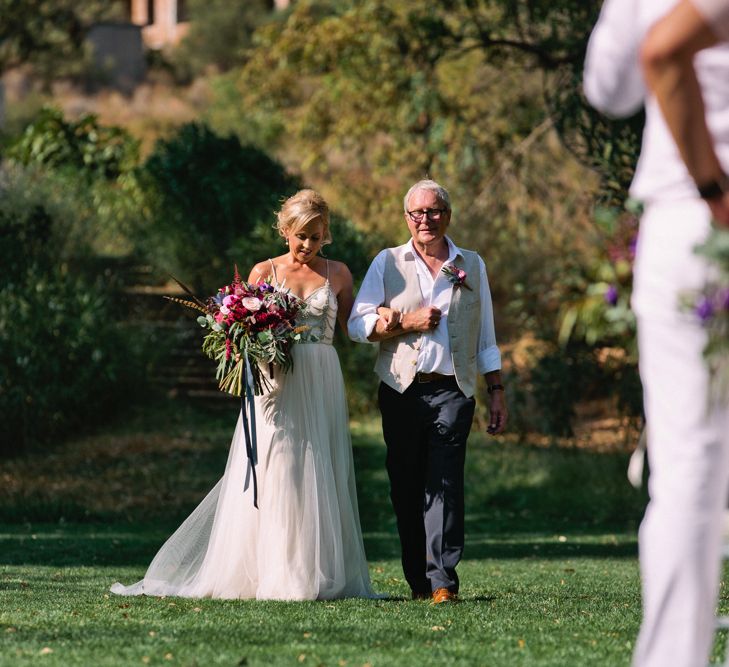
{"left": 247, "top": 261, "right": 269, "bottom": 284}
{"left": 332, "top": 262, "right": 355, "bottom": 333}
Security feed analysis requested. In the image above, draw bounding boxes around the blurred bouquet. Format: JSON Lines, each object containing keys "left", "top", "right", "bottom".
{"left": 168, "top": 267, "right": 307, "bottom": 396}
{"left": 683, "top": 228, "right": 729, "bottom": 399}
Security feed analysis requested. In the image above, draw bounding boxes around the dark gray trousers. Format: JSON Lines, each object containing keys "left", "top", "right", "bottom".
{"left": 378, "top": 378, "right": 475, "bottom": 594}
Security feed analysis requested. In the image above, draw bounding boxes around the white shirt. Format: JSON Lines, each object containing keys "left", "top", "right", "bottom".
{"left": 583, "top": 0, "right": 729, "bottom": 204}
{"left": 347, "top": 237, "right": 501, "bottom": 375}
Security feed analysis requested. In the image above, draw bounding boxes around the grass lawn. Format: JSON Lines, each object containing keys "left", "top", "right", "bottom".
{"left": 0, "top": 398, "right": 726, "bottom": 666}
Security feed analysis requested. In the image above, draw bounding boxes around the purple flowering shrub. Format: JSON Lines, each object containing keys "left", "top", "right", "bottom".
{"left": 558, "top": 204, "right": 639, "bottom": 357}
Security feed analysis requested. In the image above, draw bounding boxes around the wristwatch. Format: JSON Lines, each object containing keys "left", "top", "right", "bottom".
{"left": 696, "top": 172, "right": 729, "bottom": 200}
{"left": 487, "top": 384, "right": 504, "bottom": 394}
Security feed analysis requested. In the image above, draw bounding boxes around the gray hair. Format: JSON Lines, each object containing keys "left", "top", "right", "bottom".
{"left": 403, "top": 179, "right": 451, "bottom": 213}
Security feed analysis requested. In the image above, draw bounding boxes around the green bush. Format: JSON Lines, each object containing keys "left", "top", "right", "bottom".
{"left": 6, "top": 106, "right": 140, "bottom": 180}
{"left": 0, "top": 166, "right": 138, "bottom": 455}
{"left": 505, "top": 341, "right": 641, "bottom": 438}
{"left": 138, "top": 122, "right": 303, "bottom": 289}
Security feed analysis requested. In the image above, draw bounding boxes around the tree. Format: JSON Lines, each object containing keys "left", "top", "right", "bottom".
{"left": 171, "top": 0, "right": 273, "bottom": 77}
{"left": 0, "top": 0, "right": 117, "bottom": 79}
{"left": 215, "top": 0, "right": 641, "bottom": 229}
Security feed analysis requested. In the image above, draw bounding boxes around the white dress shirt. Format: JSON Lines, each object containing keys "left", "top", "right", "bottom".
{"left": 583, "top": 0, "right": 729, "bottom": 204}
{"left": 347, "top": 237, "right": 501, "bottom": 375}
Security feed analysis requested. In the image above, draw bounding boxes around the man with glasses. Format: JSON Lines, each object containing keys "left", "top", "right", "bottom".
{"left": 348, "top": 179, "right": 507, "bottom": 603}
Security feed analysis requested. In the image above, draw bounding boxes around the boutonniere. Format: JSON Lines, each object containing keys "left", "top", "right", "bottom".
{"left": 441, "top": 264, "right": 472, "bottom": 290}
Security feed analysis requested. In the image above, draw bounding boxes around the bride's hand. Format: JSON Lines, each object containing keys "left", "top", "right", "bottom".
{"left": 377, "top": 307, "right": 402, "bottom": 331}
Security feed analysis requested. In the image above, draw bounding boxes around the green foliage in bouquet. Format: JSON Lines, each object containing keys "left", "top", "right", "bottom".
{"left": 167, "top": 271, "right": 307, "bottom": 398}
{"left": 683, "top": 228, "right": 729, "bottom": 400}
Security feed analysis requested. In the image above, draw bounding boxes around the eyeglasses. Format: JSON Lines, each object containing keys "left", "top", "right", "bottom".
{"left": 407, "top": 208, "right": 447, "bottom": 222}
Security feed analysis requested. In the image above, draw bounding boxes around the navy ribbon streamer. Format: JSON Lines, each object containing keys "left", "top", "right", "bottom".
{"left": 241, "top": 352, "right": 259, "bottom": 509}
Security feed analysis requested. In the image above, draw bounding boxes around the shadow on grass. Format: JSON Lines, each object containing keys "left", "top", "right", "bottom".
{"left": 0, "top": 398, "right": 646, "bottom": 568}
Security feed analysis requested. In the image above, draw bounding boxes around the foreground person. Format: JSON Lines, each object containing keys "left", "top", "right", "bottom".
{"left": 585, "top": 1, "right": 729, "bottom": 664}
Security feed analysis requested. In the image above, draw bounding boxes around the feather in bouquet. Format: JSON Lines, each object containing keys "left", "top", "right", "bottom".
{"left": 165, "top": 267, "right": 306, "bottom": 509}
{"left": 166, "top": 267, "right": 307, "bottom": 397}
{"left": 682, "top": 228, "right": 729, "bottom": 400}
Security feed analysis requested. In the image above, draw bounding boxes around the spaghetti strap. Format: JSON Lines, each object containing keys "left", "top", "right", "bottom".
{"left": 268, "top": 259, "right": 279, "bottom": 284}
{"left": 325, "top": 259, "right": 330, "bottom": 281}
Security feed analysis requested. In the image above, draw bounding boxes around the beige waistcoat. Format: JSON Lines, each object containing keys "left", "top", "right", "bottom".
{"left": 374, "top": 243, "right": 482, "bottom": 397}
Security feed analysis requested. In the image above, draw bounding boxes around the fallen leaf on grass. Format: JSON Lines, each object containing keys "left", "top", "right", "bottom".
{"left": 40, "top": 647, "right": 53, "bottom": 655}
{"left": 142, "top": 657, "right": 150, "bottom": 664}
{"left": 518, "top": 639, "right": 526, "bottom": 649}
{"left": 5, "top": 627, "right": 16, "bottom": 633}
{"left": 164, "top": 653, "right": 173, "bottom": 660}
{"left": 148, "top": 631, "right": 157, "bottom": 637}
{"left": 193, "top": 607, "right": 202, "bottom": 613}
{"left": 298, "top": 655, "right": 306, "bottom": 663}
{"left": 431, "top": 626, "right": 445, "bottom": 632}
{"left": 303, "top": 632, "right": 312, "bottom": 639}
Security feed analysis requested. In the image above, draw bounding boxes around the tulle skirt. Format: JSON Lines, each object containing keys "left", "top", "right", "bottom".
{"left": 111, "top": 344, "right": 374, "bottom": 600}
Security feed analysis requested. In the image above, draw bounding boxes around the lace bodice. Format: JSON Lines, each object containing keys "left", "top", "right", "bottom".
{"left": 268, "top": 259, "right": 337, "bottom": 345}
{"left": 297, "top": 282, "right": 337, "bottom": 345}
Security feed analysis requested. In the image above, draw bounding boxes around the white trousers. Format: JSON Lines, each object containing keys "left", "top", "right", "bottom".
{"left": 632, "top": 199, "right": 729, "bottom": 667}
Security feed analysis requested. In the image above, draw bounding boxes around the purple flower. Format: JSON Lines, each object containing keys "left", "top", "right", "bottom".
{"left": 605, "top": 285, "right": 619, "bottom": 306}
{"left": 696, "top": 297, "right": 715, "bottom": 323}
{"left": 628, "top": 234, "right": 638, "bottom": 260}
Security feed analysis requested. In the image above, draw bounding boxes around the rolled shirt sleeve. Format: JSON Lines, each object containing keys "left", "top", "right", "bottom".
{"left": 476, "top": 256, "right": 501, "bottom": 374}
{"left": 691, "top": 0, "right": 729, "bottom": 41}
{"left": 583, "top": 0, "right": 646, "bottom": 118}
{"left": 347, "top": 250, "right": 387, "bottom": 343}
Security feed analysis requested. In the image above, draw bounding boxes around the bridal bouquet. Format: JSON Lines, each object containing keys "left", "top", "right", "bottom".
{"left": 683, "top": 228, "right": 729, "bottom": 399}
{"left": 167, "top": 267, "right": 307, "bottom": 397}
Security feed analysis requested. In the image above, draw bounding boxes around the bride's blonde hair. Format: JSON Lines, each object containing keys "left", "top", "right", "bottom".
{"left": 275, "top": 189, "right": 332, "bottom": 247}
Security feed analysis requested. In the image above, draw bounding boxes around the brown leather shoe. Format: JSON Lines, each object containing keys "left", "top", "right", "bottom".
{"left": 431, "top": 587, "right": 459, "bottom": 604}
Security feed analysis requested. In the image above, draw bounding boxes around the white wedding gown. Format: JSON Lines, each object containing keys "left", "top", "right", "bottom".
{"left": 111, "top": 274, "right": 374, "bottom": 600}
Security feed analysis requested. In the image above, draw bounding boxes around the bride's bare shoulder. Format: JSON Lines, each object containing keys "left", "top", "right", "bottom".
{"left": 247, "top": 259, "right": 273, "bottom": 283}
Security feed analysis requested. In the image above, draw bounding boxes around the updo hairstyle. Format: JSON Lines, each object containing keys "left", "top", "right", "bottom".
{"left": 275, "top": 189, "right": 332, "bottom": 247}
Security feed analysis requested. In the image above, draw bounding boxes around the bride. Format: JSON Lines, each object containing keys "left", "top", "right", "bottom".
{"left": 112, "top": 190, "right": 374, "bottom": 600}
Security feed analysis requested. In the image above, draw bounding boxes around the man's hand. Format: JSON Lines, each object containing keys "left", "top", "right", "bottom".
{"left": 486, "top": 390, "right": 508, "bottom": 435}
{"left": 377, "top": 307, "right": 402, "bottom": 332}
{"left": 368, "top": 305, "right": 441, "bottom": 341}
{"left": 708, "top": 193, "right": 729, "bottom": 228}
{"left": 402, "top": 306, "right": 442, "bottom": 332}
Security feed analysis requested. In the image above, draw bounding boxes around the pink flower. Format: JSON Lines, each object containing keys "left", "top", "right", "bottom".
{"left": 220, "top": 305, "right": 230, "bottom": 315}
{"left": 241, "top": 297, "right": 262, "bottom": 312}
{"left": 222, "top": 294, "right": 238, "bottom": 308}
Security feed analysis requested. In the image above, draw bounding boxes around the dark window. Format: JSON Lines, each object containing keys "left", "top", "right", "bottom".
{"left": 147, "top": 0, "right": 155, "bottom": 24}
{"left": 177, "top": 0, "right": 189, "bottom": 22}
